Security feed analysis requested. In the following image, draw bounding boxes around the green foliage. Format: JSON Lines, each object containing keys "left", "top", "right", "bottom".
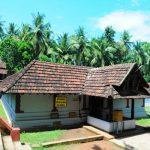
{"left": 21, "top": 130, "right": 65, "bottom": 144}
{"left": 0, "top": 13, "right": 149, "bottom": 81}
{"left": 0, "top": 37, "right": 33, "bottom": 73}
{"left": 136, "top": 118, "right": 150, "bottom": 127}
{"left": 0, "top": 101, "right": 7, "bottom": 120}
{"left": 136, "top": 106, "right": 150, "bottom": 127}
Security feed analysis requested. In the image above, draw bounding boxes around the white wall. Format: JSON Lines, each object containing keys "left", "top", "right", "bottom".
{"left": 1, "top": 93, "right": 89, "bottom": 129}
{"left": 20, "top": 94, "right": 53, "bottom": 112}
{"left": 87, "top": 116, "right": 135, "bottom": 132}
{"left": 113, "top": 99, "right": 147, "bottom": 118}
{"left": 113, "top": 99, "right": 131, "bottom": 118}
{"left": 134, "top": 99, "right": 147, "bottom": 118}
{"left": 15, "top": 94, "right": 87, "bottom": 129}
{"left": 20, "top": 94, "right": 81, "bottom": 113}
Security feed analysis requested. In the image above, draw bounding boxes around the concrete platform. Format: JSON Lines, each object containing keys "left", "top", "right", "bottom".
{"left": 42, "top": 135, "right": 103, "bottom": 147}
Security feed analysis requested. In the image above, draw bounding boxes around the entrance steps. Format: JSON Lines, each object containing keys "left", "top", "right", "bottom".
{"left": 0, "top": 116, "right": 31, "bottom": 150}
{"left": 1, "top": 132, "right": 31, "bottom": 150}
{"left": 3, "top": 135, "right": 15, "bottom": 150}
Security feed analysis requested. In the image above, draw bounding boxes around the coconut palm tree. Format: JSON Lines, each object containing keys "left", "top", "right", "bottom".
{"left": 0, "top": 19, "right": 4, "bottom": 39}
{"left": 55, "top": 33, "right": 72, "bottom": 64}
{"left": 7, "top": 23, "right": 19, "bottom": 37}
{"left": 19, "top": 24, "right": 32, "bottom": 41}
{"left": 70, "top": 27, "right": 87, "bottom": 65}
{"left": 87, "top": 37, "right": 114, "bottom": 67}
{"left": 31, "top": 12, "right": 52, "bottom": 58}
{"left": 103, "top": 26, "right": 115, "bottom": 46}
{"left": 133, "top": 42, "right": 145, "bottom": 65}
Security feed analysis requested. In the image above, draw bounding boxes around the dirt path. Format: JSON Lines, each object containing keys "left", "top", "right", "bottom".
{"left": 70, "top": 140, "right": 122, "bottom": 150}
{"left": 48, "top": 127, "right": 122, "bottom": 150}
{"left": 59, "top": 127, "right": 96, "bottom": 140}
{"left": 119, "top": 132, "right": 150, "bottom": 150}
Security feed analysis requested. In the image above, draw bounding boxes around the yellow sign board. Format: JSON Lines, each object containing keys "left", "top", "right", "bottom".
{"left": 55, "top": 96, "right": 67, "bottom": 107}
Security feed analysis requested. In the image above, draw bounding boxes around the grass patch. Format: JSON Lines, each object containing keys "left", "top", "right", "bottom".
{"left": 0, "top": 100, "right": 7, "bottom": 120}
{"left": 135, "top": 106, "right": 150, "bottom": 127}
{"left": 21, "top": 130, "right": 65, "bottom": 145}
{"left": 136, "top": 118, "right": 150, "bottom": 127}
{"left": 0, "top": 100, "right": 67, "bottom": 149}
{"left": 145, "top": 106, "right": 150, "bottom": 115}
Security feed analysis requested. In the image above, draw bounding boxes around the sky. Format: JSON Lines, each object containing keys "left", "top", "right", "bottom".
{"left": 0, "top": 0, "right": 150, "bottom": 41}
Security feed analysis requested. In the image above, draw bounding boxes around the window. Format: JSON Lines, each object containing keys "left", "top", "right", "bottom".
{"left": 15, "top": 94, "right": 24, "bottom": 113}
{"left": 142, "top": 99, "right": 145, "bottom": 107}
{"left": 82, "top": 95, "right": 86, "bottom": 110}
{"left": 104, "top": 99, "right": 108, "bottom": 109}
{"left": 126, "top": 99, "right": 130, "bottom": 108}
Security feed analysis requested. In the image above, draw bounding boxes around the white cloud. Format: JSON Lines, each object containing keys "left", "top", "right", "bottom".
{"left": 131, "top": 0, "right": 139, "bottom": 6}
{"left": 95, "top": 11, "right": 150, "bottom": 41}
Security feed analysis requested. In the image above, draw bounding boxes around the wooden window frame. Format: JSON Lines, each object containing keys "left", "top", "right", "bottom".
{"left": 82, "top": 95, "right": 86, "bottom": 110}
{"left": 126, "top": 99, "right": 130, "bottom": 108}
{"left": 142, "top": 99, "right": 145, "bottom": 107}
{"left": 15, "top": 94, "right": 24, "bottom": 113}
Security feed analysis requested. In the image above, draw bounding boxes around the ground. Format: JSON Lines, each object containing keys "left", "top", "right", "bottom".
{"left": 136, "top": 117, "right": 150, "bottom": 126}
{"left": 136, "top": 106, "right": 150, "bottom": 127}
{"left": 33, "top": 140, "right": 122, "bottom": 150}
{"left": 21, "top": 130, "right": 65, "bottom": 145}
{"left": 119, "top": 133, "right": 150, "bottom": 150}
{"left": 68, "top": 140, "right": 122, "bottom": 150}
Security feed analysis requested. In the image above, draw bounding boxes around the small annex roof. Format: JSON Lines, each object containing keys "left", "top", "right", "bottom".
{"left": 83, "top": 63, "right": 135, "bottom": 97}
{"left": 0, "top": 60, "right": 148, "bottom": 98}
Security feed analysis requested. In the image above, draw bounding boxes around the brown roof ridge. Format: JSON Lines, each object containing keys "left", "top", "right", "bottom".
{"left": 34, "top": 60, "right": 135, "bottom": 71}
{"left": 87, "top": 63, "right": 136, "bottom": 86}
{"left": 89, "top": 63, "right": 136, "bottom": 71}
{"left": 34, "top": 60, "right": 92, "bottom": 69}
{"left": 81, "top": 68, "right": 93, "bottom": 93}
{"left": 117, "top": 63, "right": 136, "bottom": 86}
{"left": 3, "top": 60, "right": 36, "bottom": 92}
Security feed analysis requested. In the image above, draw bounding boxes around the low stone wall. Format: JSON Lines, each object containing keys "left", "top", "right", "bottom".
{"left": 87, "top": 116, "right": 135, "bottom": 132}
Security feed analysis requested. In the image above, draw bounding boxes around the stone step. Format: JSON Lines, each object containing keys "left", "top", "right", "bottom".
{"left": 83, "top": 125, "right": 114, "bottom": 140}
{"left": 13, "top": 141, "right": 22, "bottom": 150}
{"left": 2, "top": 135, "right": 15, "bottom": 150}
{"left": 21, "top": 144, "right": 32, "bottom": 150}
{"left": 42, "top": 135, "right": 103, "bottom": 147}
{"left": 0, "top": 131, "right": 4, "bottom": 150}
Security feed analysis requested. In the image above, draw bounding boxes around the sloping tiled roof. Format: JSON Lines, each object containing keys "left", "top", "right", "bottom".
{"left": 83, "top": 63, "right": 134, "bottom": 97}
{"left": 0, "top": 61, "right": 89, "bottom": 94}
{"left": 0, "top": 60, "right": 147, "bottom": 98}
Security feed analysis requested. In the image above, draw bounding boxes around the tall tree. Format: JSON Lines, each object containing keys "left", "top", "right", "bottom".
{"left": 70, "top": 27, "right": 87, "bottom": 65}
{"left": 87, "top": 37, "right": 114, "bottom": 67}
{"left": 0, "top": 18, "right": 4, "bottom": 39}
{"left": 19, "top": 24, "right": 32, "bottom": 41}
{"left": 103, "top": 26, "right": 116, "bottom": 46}
{"left": 55, "top": 33, "right": 72, "bottom": 64}
{"left": 7, "top": 23, "right": 19, "bottom": 37}
{"left": 0, "top": 37, "right": 33, "bottom": 73}
{"left": 31, "top": 12, "right": 52, "bottom": 58}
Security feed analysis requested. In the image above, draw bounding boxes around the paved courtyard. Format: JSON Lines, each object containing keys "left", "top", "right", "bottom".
{"left": 119, "top": 132, "right": 150, "bottom": 150}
